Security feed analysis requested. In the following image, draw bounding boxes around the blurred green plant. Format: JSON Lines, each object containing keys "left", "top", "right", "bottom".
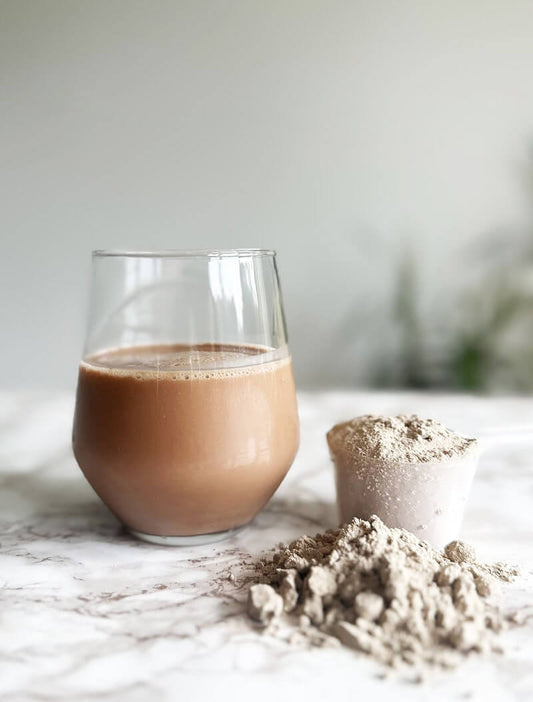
{"left": 380, "top": 234, "right": 533, "bottom": 393}
{"left": 449, "top": 241, "right": 533, "bottom": 392}
{"left": 393, "top": 252, "right": 428, "bottom": 389}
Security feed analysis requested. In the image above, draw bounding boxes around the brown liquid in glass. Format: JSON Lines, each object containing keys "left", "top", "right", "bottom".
{"left": 72, "top": 344, "right": 299, "bottom": 536}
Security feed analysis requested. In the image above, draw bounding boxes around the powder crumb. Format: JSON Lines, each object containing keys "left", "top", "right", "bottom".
{"left": 354, "top": 592, "right": 384, "bottom": 621}
{"left": 247, "top": 584, "right": 283, "bottom": 625}
{"left": 246, "top": 515, "right": 518, "bottom": 671}
{"left": 444, "top": 540, "right": 477, "bottom": 564}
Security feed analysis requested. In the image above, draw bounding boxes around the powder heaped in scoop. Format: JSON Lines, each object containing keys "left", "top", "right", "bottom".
{"left": 327, "top": 414, "right": 478, "bottom": 465}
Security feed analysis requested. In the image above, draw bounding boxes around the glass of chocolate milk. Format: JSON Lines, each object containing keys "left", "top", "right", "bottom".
{"left": 72, "top": 250, "right": 299, "bottom": 545}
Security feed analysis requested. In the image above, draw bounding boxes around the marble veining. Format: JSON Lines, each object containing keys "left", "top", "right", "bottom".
{"left": 0, "top": 391, "right": 532, "bottom": 702}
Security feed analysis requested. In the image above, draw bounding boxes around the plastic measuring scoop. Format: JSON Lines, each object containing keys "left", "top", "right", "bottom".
{"left": 330, "top": 425, "right": 532, "bottom": 549}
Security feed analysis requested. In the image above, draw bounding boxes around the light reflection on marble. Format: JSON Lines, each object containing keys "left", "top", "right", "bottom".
{"left": 0, "top": 391, "right": 532, "bottom": 701}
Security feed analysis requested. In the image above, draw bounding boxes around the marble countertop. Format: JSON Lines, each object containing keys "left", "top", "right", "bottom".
{"left": 1, "top": 390, "right": 532, "bottom": 702}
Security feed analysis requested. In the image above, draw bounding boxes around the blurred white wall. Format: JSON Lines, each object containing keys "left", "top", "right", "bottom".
{"left": 2, "top": 0, "right": 533, "bottom": 390}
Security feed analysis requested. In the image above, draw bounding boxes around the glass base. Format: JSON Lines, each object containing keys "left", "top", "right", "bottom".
{"left": 127, "top": 524, "right": 246, "bottom": 546}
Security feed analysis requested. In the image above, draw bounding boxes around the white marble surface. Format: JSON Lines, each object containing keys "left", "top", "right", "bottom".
{"left": 0, "top": 391, "right": 532, "bottom": 702}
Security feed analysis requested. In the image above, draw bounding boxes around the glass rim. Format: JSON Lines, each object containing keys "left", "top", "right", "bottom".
{"left": 92, "top": 248, "right": 276, "bottom": 259}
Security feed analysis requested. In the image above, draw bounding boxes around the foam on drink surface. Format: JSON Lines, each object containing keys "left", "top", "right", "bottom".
{"left": 81, "top": 343, "right": 290, "bottom": 380}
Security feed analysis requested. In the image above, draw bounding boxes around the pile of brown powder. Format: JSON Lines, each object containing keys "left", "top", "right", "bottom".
{"left": 247, "top": 515, "right": 518, "bottom": 670}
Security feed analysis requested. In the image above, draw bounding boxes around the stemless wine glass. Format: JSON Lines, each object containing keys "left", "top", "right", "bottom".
{"left": 72, "top": 249, "right": 299, "bottom": 545}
